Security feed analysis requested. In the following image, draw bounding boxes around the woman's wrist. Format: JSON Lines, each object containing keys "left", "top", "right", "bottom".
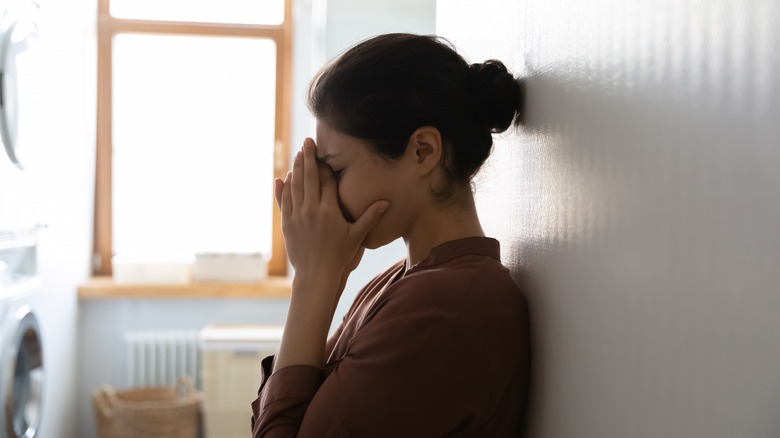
{"left": 274, "top": 272, "right": 342, "bottom": 372}
{"left": 292, "top": 269, "right": 342, "bottom": 299}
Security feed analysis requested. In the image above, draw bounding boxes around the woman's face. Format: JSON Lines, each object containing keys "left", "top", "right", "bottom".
{"left": 315, "top": 120, "right": 419, "bottom": 249}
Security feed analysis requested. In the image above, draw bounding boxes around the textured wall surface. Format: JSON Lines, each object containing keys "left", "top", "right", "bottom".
{"left": 437, "top": 1, "right": 780, "bottom": 436}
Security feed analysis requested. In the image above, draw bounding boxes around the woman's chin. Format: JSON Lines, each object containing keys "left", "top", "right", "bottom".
{"left": 361, "top": 237, "right": 382, "bottom": 250}
{"left": 361, "top": 231, "right": 395, "bottom": 250}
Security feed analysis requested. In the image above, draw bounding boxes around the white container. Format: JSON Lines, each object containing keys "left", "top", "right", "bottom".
{"left": 193, "top": 252, "right": 268, "bottom": 283}
{"left": 200, "top": 324, "right": 282, "bottom": 438}
{"left": 112, "top": 255, "right": 193, "bottom": 284}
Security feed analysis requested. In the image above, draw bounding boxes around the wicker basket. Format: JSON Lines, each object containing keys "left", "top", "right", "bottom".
{"left": 92, "top": 377, "right": 201, "bottom": 438}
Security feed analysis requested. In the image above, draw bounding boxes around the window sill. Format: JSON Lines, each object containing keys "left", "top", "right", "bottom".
{"left": 78, "top": 276, "right": 292, "bottom": 299}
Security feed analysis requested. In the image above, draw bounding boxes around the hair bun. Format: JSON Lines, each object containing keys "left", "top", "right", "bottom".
{"left": 467, "top": 60, "right": 525, "bottom": 132}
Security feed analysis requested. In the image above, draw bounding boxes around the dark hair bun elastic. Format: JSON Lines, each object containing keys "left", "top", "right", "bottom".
{"left": 468, "top": 60, "right": 525, "bottom": 132}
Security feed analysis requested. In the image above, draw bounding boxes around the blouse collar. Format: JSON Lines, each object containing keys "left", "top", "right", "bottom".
{"left": 407, "top": 236, "right": 501, "bottom": 272}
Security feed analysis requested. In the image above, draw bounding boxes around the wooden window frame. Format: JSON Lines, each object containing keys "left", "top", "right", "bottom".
{"left": 93, "top": 0, "right": 291, "bottom": 278}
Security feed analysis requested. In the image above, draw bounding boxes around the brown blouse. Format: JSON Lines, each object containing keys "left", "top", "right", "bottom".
{"left": 251, "top": 237, "right": 530, "bottom": 437}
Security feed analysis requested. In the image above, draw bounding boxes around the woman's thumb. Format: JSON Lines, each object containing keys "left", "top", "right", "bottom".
{"left": 350, "top": 200, "right": 390, "bottom": 238}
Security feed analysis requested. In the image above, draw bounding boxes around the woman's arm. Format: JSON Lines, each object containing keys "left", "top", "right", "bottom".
{"left": 274, "top": 272, "right": 341, "bottom": 371}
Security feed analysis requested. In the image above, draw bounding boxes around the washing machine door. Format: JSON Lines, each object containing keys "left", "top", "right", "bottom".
{"left": 0, "top": 0, "right": 40, "bottom": 169}
{"left": 0, "top": 306, "right": 43, "bottom": 438}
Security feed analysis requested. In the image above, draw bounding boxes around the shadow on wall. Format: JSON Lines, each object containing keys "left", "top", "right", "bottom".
{"left": 514, "top": 66, "right": 780, "bottom": 286}
{"left": 488, "top": 67, "right": 780, "bottom": 438}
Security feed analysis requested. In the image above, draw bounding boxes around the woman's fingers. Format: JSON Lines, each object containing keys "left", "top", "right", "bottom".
{"left": 318, "top": 161, "right": 335, "bottom": 187}
{"left": 281, "top": 135, "right": 388, "bottom": 273}
{"left": 281, "top": 171, "right": 292, "bottom": 218}
{"left": 274, "top": 177, "right": 283, "bottom": 210}
{"left": 302, "top": 138, "right": 320, "bottom": 208}
{"left": 290, "top": 138, "right": 319, "bottom": 210}
{"left": 350, "top": 200, "right": 390, "bottom": 241}
{"left": 290, "top": 149, "right": 304, "bottom": 207}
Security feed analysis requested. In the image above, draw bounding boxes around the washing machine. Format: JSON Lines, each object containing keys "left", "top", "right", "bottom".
{"left": 1, "top": 1, "right": 77, "bottom": 437}
{"left": 0, "top": 228, "right": 43, "bottom": 438}
{"left": 0, "top": 3, "right": 43, "bottom": 433}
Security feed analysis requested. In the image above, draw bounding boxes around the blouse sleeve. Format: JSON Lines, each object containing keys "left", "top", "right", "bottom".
{"left": 250, "top": 287, "right": 482, "bottom": 438}
{"left": 250, "top": 356, "right": 325, "bottom": 437}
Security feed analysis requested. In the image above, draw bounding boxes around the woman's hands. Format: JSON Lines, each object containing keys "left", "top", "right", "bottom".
{"left": 273, "top": 137, "right": 389, "bottom": 298}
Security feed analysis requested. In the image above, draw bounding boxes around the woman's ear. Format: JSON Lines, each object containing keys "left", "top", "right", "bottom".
{"left": 407, "top": 126, "right": 442, "bottom": 176}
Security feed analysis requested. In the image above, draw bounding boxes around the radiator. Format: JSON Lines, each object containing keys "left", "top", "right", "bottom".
{"left": 124, "top": 330, "right": 200, "bottom": 388}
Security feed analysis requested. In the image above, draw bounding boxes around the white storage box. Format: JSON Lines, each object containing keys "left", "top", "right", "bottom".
{"left": 199, "top": 324, "right": 283, "bottom": 438}
{"left": 112, "top": 256, "right": 193, "bottom": 284}
{"left": 193, "top": 252, "right": 268, "bottom": 283}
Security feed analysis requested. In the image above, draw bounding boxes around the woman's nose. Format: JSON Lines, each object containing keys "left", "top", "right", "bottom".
{"left": 317, "top": 162, "right": 336, "bottom": 186}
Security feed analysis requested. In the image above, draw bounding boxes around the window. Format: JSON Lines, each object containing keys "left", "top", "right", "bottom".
{"left": 94, "top": 0, "right": 291, "bottom": 277}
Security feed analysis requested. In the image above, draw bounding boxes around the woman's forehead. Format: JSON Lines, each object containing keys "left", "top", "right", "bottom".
{"left": 314, "top": 119, "right": 335, "bottom": 152}
{"left": 315, "top": 120, "right": 357, "bottom": 157}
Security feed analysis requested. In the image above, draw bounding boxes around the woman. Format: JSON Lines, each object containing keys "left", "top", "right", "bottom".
{"left": 251, "top": 33, "right": 530, "bottom": 437}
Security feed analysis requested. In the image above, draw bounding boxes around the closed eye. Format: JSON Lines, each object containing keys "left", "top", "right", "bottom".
{"left": 316, "top": 155, "right": 344, "bottom": 181}
{"left": 330, "top": 167, "right": 344, "bottom": 180}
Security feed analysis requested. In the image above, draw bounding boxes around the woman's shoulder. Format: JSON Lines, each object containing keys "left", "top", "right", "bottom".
{"left": 384, "top": 252, "right": 525, "bottom": 319}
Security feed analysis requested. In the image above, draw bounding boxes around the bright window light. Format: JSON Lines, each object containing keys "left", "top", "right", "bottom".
{"left": 110, "top": 0, "right": 284, "bottom": 25}
{"left": 112, "top": 34, "right": 276, "bottom": 261}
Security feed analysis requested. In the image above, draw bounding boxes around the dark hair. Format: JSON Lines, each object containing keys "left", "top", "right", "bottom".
{"left": 307, "top": 33, "right": 524, "bottom": 198}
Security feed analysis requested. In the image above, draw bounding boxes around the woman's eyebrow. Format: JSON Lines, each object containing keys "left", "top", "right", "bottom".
{"left": 316, "top": 153, "right": 341, "bottom": 163}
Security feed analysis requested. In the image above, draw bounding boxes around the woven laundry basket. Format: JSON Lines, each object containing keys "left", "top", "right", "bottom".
{"left": 92, "top": 377, "right": 201, "bottom": 438}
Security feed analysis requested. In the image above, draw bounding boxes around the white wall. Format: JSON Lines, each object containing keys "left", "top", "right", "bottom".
{"left": 324, "top": 0, "right": 436, "bottom": 59}
{"left": 438, "top": 0, "right": 780, "bottom": 436}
